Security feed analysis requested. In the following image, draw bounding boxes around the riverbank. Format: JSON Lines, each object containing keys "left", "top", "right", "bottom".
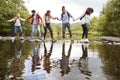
{"left": 96, "top": 36, "right": 120, "bottom": 42}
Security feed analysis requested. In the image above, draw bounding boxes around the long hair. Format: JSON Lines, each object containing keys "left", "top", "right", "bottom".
{"left": 62, "top": 6, "right": 66, "bottom": 13}
{"left": 85, "top": 7, "right": 94, "bottom": 15}
{"left": 45, "top": 10, "right": 51, "bottom": 17}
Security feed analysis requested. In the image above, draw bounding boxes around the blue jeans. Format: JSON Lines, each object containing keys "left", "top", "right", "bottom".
{"left": 13, "top": 26, "right": 23, "bottom": 36}
{"left": 31, "top": 24, "right": 41, "bottom": 38}
{"left": 31, "top": 42, "right": 41, "bottom": 56}
{"left": 13, "top": 41, "right": 23, "bottom": 59}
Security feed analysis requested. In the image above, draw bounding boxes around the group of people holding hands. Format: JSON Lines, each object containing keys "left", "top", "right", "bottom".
{"left": 8, "top": 6, "right": 94, "bottom": 42}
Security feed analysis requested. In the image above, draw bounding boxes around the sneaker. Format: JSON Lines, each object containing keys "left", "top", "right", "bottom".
{"left": 80, "top": 39, "right": 84, "bottom": 42}
{"left": 20, "top": 37, "right": 24, "bottom": 40}
{"left": 11, "top": 37, "right": 15, "bottom": 42}
{"left": 82, "top": 43, "right": 89, "bottom": 49}
{"left": 11, "top": 37, "right": 15, "bottom": 40}
{"left": 21, "top": 39, "right": 25, "bottom": 43}
{"left": 84, "top": 39, "right": 89, "bottom": 43}
{"left": 12, "top": 39, "right": 15, "bottom": 43}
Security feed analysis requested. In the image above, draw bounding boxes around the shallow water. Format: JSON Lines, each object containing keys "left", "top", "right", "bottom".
{"left": 0, "top": 39, "right": 120, "bottom": 80}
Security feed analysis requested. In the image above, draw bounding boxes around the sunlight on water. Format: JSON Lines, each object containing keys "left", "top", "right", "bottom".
{"left": 0, "top": 40, "right": 120, "bottom": 80}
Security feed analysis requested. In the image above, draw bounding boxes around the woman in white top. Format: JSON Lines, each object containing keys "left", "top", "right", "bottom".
{"left": 8, "top": 14, "right": 25, "bottom": 37}
{"left": 74, "top": 8, "right": 94, "bottom": 42}
{"left": 43, "top": 10, "right": 57, "bottom": 41}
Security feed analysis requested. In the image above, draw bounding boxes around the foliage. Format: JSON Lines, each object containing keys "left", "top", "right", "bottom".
{"left": 0, "top": 0, "right": 120, "bottom": 37}
{"left": 104, "top": 0, "right": 120, "bottom": 36}
{"left": 93, "top": 0, "right": 120, "bottom": 36}
{"left": 0, "top": 0, "right": 30, "bottom": 36}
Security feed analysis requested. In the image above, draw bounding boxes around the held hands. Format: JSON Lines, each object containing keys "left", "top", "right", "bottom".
{"left": 72, "top": 18, "right": 76, "bottom": 22}
{"left": 56, "top": 17, "right": 59, "bottom": 20}
{"left": 73, "top": 19, "right": 76, "bottom": 21}
{"left": 55, "top": 17, "right": 58, "bottom": 19}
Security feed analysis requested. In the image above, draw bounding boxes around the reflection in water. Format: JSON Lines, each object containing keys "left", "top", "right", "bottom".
{"left": 23, "top": 42, "right": 47, "bottom": 80}
{"left": 43, "top": 42, "right": 54, "bottom": 73}
{"left": 31, "top": 42, "right": 43, "bottom": 72}
{"left": 60, "top": 42, "right": 73, "bottom": 76}
{"left": 0, "top": 40, "right": 120, "bottom": 80}
{"left": 97, "top": 45, "right": 120, "bottom": 80}
{"left": 79, "top": 44, "right": 92, "bottom": 80}
{"left": 5, "top": 40, "right": 24, "bottom": 80}
{"left": 13, "top": 40, "right": 23, "bottom": 63}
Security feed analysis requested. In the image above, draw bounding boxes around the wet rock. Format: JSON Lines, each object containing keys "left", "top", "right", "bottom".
{"left": 91, "top": 41, "right": 103, "bottom": 45}
{"left": 97, "top": 36, "right": 120, "bottom": 42}
{"left": 113, "top": 42, "right": 120, "bottom": 45}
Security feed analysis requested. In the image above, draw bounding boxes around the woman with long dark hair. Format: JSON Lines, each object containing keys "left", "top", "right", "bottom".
{"left": 43, "top": 10, "right": 57, "bottom": 41}
{"left": 74, "top": 8, "right": 94, "bottom": 42}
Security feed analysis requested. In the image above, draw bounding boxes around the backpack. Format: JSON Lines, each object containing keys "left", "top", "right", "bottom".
{"left": 80, "top": 14, "right": 86, "bottom": 20}
{"left": 61, "top": 11, "right": 71, "bottom": 19}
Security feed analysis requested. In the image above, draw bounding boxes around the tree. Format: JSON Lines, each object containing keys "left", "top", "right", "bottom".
{"left": 0, "top": 0, "right": 30, "bottom": 36}
{"left": 106, "top": 0, "right": 120, "bottom": 36}
{"left": 92, "top": 0, "right": 120, "bottom": 36}
{"left": 98, "top": 0, "right": 120, "bottom": 36}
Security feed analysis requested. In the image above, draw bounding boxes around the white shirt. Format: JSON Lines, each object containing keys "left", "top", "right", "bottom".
{"left": 76, "top": 14, "right": 91, "bottom": 25}
{"left": 8, "top": 18, "right": 25, "bottom": 26}
{"left": 15, "top": 18, "right": 22, "bottom": 26}
{"left": 33, "top": 14, "right": 37, "bottom": 24}
{"left": 43, "top": 15, "right": 53, "bottom": 24}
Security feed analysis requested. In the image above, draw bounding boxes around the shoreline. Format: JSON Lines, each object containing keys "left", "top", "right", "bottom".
{"left": 96, "top": 36, "right": 120, "bottom": 42}
{"left": 0, "top": 36, "right": 120, "bottom": 42}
